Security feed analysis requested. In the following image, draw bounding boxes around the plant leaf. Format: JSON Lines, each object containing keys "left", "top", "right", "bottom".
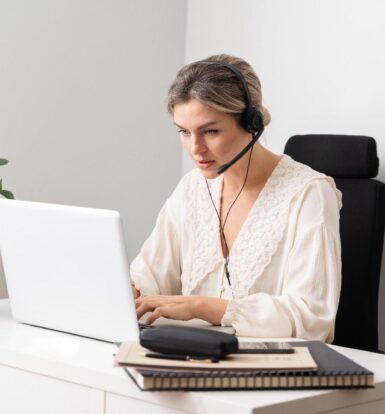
{"left": 0, "top": 159, "right": 9, "bottom": 166}
{"left": 0, "top": 179, "right": 2, "bottom": 192}
{"left": 0, "top": 189, "right": 14, "bottom": 199}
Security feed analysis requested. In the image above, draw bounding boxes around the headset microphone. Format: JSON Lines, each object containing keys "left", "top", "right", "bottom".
{"left": 216, "top": 128, "right": 264, "bottom": 175}
{"left": 199, "top": 60, "right": 265, "bottom": 175}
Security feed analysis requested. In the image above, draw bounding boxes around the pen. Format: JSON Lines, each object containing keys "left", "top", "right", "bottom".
{"left": 141, "top": 352, "right": 219, "bottom": 363}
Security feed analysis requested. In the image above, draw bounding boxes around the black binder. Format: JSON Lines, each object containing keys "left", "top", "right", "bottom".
{"left": 125, "top": 341, "right": 374, "bottom": 391}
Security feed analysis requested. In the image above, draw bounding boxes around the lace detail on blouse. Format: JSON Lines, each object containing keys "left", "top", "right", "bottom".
{"left": 181, "top": 168, "right": 222, "bottom": 295}
{"left": 181, "top": 155, "right": 341, "bottom": 299}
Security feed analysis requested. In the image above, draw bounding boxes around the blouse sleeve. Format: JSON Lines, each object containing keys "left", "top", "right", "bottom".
{"left": 221, "top": 179, "right": 342, "bottom": 342}
{"left": 130, "top": 198, "right": 182, "bottom": 297}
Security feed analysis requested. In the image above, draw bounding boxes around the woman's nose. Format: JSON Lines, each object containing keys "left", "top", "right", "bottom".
{"left": 190, "top": 135, "right": 206, "bottom": 155}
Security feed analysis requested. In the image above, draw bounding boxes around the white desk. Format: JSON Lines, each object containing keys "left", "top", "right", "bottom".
{"left": 1, "top": 299, "right": 385, "bottom": 414}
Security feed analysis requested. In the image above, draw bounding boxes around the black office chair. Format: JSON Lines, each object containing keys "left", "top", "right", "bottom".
{"left": 284, "top": 134, "right": 385, "bottom": 352}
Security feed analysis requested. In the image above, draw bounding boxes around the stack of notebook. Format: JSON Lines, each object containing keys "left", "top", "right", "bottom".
{"left": 114, "top": 341, "right": 374, "bottom": 391}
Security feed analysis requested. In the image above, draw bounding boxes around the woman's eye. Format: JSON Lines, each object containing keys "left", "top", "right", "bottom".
{"left": 178, "top": 129, "right": 190, "bottom": 137}
{"left": 205, "top": 129, "right": 219, "bottom": 136}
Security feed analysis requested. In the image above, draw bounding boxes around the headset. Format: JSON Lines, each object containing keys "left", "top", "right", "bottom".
{"left": 199, "top": 60, "right": 265, "bottom": 174}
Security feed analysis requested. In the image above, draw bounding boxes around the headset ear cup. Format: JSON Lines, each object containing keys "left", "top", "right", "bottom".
{"left": 245, "top": 106, "right": 264, "bottom": 133}
{"left": 240, "top": 110, "right": 249, "bottom": 132}
{"left": 253, "top": 107, "right": 264, "bottom": 132}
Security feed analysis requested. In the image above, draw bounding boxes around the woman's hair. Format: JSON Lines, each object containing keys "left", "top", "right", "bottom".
{"left": 167, "top": 54, "right": 271, "bottom": 127}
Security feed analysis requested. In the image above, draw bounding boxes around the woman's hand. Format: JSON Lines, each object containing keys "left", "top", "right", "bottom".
{"left": 131, "top": 284, "right": 140, "bottom": 299}
{"left": 135, "top": 295, "right": 229, "bottom": 325}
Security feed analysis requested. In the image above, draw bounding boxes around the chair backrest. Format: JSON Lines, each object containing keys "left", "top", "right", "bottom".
{"left": 284, "top": 134, "right": 385, "bottom": 351}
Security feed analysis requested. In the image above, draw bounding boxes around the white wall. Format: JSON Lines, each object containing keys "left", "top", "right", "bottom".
{"left": 185, "top": 0, "right": 385, "bottom": 348}
{"left": 0, "top": 0, "right": 186, "bottom": 298}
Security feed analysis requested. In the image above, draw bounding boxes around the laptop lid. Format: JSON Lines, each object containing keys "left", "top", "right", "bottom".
{"left": 0, "top": 199, "right": 139, "bottom": 343}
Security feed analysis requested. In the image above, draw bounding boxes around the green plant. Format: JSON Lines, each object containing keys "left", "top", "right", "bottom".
{"left": 0, "top": 159, "right": 14, "bottom": 199}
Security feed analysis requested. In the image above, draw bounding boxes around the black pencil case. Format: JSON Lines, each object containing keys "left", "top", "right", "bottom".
{"left": 140, "top": 325, "right": 238, "bottom": 360}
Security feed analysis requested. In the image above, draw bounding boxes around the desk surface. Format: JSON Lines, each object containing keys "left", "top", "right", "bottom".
{"left": 1, "top": 298, "right": 385, "bottom": 414}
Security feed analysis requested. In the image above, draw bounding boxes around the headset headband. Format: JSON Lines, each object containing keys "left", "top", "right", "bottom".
{"left": 200, "top": 60, "right": 254, "bottom": 109}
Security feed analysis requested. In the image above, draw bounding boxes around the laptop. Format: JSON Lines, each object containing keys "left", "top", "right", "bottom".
{"left": 0, "top": 199, "right": 139, "bottom": 343}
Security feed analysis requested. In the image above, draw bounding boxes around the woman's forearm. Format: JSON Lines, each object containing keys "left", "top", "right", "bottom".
{"left": 135, "top": 294, "right": 230, "bottom": 325}
{"left": 193, "top": 296, "right": 229, "bottom": 325}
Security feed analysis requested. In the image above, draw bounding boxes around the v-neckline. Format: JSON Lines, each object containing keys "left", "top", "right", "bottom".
{"left": 215, "top": 155, "right": 285, "bottom": 260}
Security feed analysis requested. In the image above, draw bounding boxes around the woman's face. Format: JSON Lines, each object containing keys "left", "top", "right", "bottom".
{"left": 173, "top": 99, "right": 250, "bottom": 179}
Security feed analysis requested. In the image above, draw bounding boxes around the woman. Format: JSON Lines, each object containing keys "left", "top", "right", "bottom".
{"left": 131, "top": 54, "right": 342, "bottom": 342}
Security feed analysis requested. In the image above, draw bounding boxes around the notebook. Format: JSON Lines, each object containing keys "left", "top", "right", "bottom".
{"left": 115, "top": 340, "right": 317, "bottom": 371}
{"left": 122, "top": 341, "right": 374, "bottom": 391}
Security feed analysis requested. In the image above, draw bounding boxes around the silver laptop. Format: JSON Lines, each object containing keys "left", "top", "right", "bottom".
{"left": 0, "top": 199, "right": 139, "bottom": 343}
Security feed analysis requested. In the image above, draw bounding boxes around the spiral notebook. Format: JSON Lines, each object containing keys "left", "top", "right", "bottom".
{"left": 123, "top": 341, "right": 374, "bottom": 391}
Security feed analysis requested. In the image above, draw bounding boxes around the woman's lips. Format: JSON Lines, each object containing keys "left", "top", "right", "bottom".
{"left": 196, "top": 160, "right": 215, "bottom": 169}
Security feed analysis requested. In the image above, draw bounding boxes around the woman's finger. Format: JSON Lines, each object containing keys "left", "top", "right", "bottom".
{"left": 136, "top": 301, "right": 158, "bottom": 319}
{"left": 135, "top": 296, "right": 156, "bottom": 309}
{"left": 145, "top": 307, "right": 168, "bottom": 325}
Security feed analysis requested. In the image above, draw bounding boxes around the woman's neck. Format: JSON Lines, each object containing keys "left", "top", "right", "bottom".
{"left": 222, "top": 143, "right": 281, "bottom": 193}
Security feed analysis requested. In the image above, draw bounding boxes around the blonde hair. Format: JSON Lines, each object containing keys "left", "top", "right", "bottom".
{"left": 167, "top": 54, "right": 271, "bottom": 127}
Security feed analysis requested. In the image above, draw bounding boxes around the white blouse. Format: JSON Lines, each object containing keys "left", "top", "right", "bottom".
{"left": 130, "top": 155, "right": 342, "bottom": 342}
